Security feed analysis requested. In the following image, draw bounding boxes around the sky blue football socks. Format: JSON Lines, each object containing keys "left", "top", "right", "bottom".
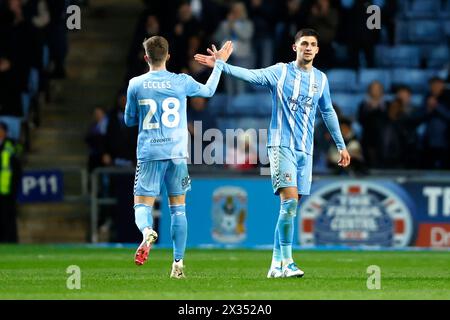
{"left": 134, "top": 203, "right": 153, "bottom": 233}
{"left": 170, "top": 204, "right": 187, "bottom": 261}
{"left": 277, "top": 199, "right": 298, "bottom": 266}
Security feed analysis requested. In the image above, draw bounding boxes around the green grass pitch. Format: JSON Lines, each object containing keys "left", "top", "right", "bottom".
{"left": 1, "top": 245, "right": 449, "bottom": 300}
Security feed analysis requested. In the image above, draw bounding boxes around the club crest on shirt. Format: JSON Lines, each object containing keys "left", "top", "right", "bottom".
{"left": 312, "top": 82, "right": 319, "bottom": 93}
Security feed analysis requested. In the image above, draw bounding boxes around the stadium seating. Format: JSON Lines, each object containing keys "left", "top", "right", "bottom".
{"left": 394, "top": 20, "right": 410, "bottom": 43}
{"left": 358, "top": 68, "right": 391, "bottom": 92}
{"left": 207, "top": 94, "right": 229, "bottom": 116}
{"left": 331, "top": 93, "right": 365, "bottom": 119}
{"left": 375, "top": 45, "right": 421, "bottom": 68}
{"left": 426, "top": 46, "right": 450, "bottom": 69}
{"left": 404, "top": 0, "right": 440, "bottom": 18}
{"left": 390, "top": 69, "right": 434, "bottom": 92}
{"left": 229, "top": 92, "right": 272, "bottom": 116}
{"left": 216, "top": 117, "right": 234, "bottom": 132}
{"left": 233, "top": 117, "right": 270, "bottom": 131}
{"left": 327, "top": 69, "right": 358, "bottom": 93}
{"left": 411, "top": 94, "right": 424, "bottom": 107}
{"left": 444, "top": 20, "right": 450, "bottom": 38}
{"left": 0, "top": 116, "right": 22, "bottom": 141}
{"left": 408, "top": 20, "right": 443, "bottom": 43}
{"left": 441, "top": 0, "right": 450, "bottom": 18}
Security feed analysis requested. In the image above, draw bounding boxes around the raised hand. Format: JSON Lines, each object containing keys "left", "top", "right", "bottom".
{"left": 194, "top": 41, "right": 234, "bottom": 68}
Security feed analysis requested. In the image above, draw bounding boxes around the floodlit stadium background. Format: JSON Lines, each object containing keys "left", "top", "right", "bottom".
{"left": 0, "top": 0, "right": 449, "bottom": 250}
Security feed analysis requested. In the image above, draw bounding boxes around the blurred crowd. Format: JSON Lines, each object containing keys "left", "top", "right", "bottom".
{"left": 0, "top": 0, "right": 80, "bottom": 242}
{"left": 0, "top": 0, "right": 72, "bottom": 119}
{"left": 85, "top": 0, "right": 450, "bottom": 178}
{"left": 317, "top": 77, "right": 450, "bottom": 174}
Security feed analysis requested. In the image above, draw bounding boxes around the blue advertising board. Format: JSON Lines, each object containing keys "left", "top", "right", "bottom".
{"left": 155, "top": 177, "right": 450, "bottom": 248}
{"left": 18, "top": 170, "right": 64, "bottom": 203}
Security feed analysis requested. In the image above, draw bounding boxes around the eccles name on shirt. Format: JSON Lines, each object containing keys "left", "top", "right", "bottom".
{"left": 143, "top": 81, "right": 172, "bottom": 89}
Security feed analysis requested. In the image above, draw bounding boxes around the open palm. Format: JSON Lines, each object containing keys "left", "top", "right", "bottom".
{"left": 194, "top": 41, "right": 233, "bottom": 68}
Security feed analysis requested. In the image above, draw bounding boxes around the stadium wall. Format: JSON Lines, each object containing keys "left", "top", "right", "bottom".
{"left": 156, "top": 176, "right": 450, "bottom": 249}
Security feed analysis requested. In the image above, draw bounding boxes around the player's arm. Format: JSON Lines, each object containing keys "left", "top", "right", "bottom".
{"left": 124, "top": 80, "right": 139, "bottom": 127}
{"left": 186, "top": 41, "right": 234, "bottom": 97}
{"left": 318, "top": 76, "right": 351, "bottom": 167}
{"left": 221, "top": 63, "right": 281, "bottom": 86}
{"left": 194, "top": 43, "right": 281, "bottom": 87}
{"left": 186, "top": 61, "right": 224, "bottom": 97}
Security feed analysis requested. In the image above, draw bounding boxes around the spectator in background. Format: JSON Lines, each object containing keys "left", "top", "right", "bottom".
{"left": 127, "top": 14, "right": 160, "bottom": 71}
{"left": 306, "top": 0, "right": 339, "bottom": 69}
{"left": 125, "top": 14, "right": 161, "bottom": 81}
{"left": 394, "top": 85, "right": 417, "bottom": 112}
{"left": 85, "top": 107, "right": 108, "bottom": 173}
{"left": 417, "top": 78, "right": 450, "bottom": 169}
{"left": 357, "top": 81, "right": 387, "bottom": 168}
{"left": 327, "top": 117, "right": 365, "bottom": 174}
{"left": 187, "top": 96, "right": 216, "bottom": 162}
{"left": 214, "top": 2, "right": 254, "bottom": 94}
{"left": 46, "top": 0, "right": 69, "bottom": 78}
{"left": 102, "top": 92, "right": 138, "bottom": 243}
{"left": 342, "top": 0, "right": 379, "bottom": 68}
{"left": 0, "top": 122, "right": 21, "bottom": 243}
{"left": 392, "top": 85, "right": 420, "bottom": 168}
{"left": 103, "top": 92, "right": 138, "bottom": 167}
{"left": 247, "top": 0, "right": 276, "bottom": 68}
{"left": 274, "top": 0, "right": 310, "bottom": 63}
{"left": 379, "top": 99, "right": 410, "bottom": 169}
{"left": 168, "top": 2, "right": 202, "bottom": 73}
{"left": 0, "top": 0, "right": 39, "bottom": 117}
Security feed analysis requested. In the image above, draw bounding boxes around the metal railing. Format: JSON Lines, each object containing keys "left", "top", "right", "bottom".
{"left": 90, "top": 166, "right": 135, "bottom": 242}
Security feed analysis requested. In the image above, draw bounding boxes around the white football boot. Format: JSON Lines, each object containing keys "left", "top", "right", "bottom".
{"left": 282, "top": 262, "right": 305, "bottom": 278}
{"left": 170, "top": 260, "right": 186, "bottom": 279}
{"left": 267, "top": 266, "right": 283, "bottom": 278}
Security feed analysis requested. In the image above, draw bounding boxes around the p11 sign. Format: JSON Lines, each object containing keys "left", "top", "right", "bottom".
{"left": 18, "top": 171, "right": 64, "bottom": 203}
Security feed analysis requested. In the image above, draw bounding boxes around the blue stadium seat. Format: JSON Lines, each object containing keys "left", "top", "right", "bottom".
{"left": 408, "top": 20, "right": 443, "bottom": 43}
{"left": 405, "top": 0, "right": 440, "bottom": 18}
{"left": 229, "top": 93, "right": 272, "bottom": 116}
{"left": 391, "top": 69, "right": 433, "bottom": 92}
{"left": 217, "top": 117, "right": 236, "bottom": 132}
{"left": 331, "top": 93, "right": 364, "bottom": 119}
{"left": 411, "top": 94, "right": 424, "bottom": 107}
{"left": 441, "top": 0, "right": 450, "bottom": 18}
{"left": 427, "top": 46, "right": 449, "bottom": 68}
{"left": 444, "top": 20, "right": 450, "bottom": 38}
{"left": 233, "top": 117, "right": 270, "bottom": 131}
{"left": 358, "top": 69, "right": 391, "bottom": 92}
{"left": 207, "top": 94, "right": 229, "bottom": 115}
{"left": 327, "top": 69, "right": 357, "bottom": 93}
{"left": 394, "top": 20, "right": 410, "bottom": 43}
{"left": 0, "top": 116, "right": 22, "bottom": 141}
{"left": 375, "top": 45, "right": 421, "bottom": 68}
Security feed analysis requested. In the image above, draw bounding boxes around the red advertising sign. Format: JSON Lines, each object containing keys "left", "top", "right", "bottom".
{"left": 415, "top": 224, "right": 450, "bottom": 247}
